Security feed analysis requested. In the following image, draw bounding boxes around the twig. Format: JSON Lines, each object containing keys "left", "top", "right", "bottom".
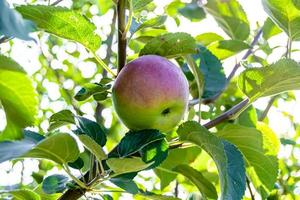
{"left": 117, "top": 0, "right": 127, "bottom": 73}
{"left": 190, "top": 28, "right": 263, "bottom": 106}
{"left": 51, "top": 0, "right": 64, "bottom": 6}
{"left": 259, "top": 96, "right": 277, "bottom": 121}
{"left": 0, "top": 36, "right": 12, "bottom": 44}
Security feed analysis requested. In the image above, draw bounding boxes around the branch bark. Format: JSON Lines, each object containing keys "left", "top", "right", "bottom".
{"left": 117, "top": 0, "right": 127, "bottom": 73}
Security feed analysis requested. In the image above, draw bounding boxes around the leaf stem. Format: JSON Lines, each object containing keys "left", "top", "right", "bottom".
{"left": 93, "top": 52, "right": 116, "bottom": 77}
{"left": 123, "top": 0, "right": 133, "bottom": 40}
{"left": 259, "top": 96, "right": 277, "bottom": 121}
{"left": 63, "top": 164, "right": 88, "bottom": 189}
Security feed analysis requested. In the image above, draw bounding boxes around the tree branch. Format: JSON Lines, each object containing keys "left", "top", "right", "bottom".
{"left": 190, "top": 28, "right": 263, "bottom": 106}
{"left": 117, "top": 0, "right": 127, "bottom": 73}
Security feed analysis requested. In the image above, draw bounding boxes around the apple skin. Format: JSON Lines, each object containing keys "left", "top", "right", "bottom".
{"left": 112, "top": 55, "right": 189, "bottom": 132}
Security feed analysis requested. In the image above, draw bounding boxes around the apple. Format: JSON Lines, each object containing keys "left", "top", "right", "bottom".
{"left": 112, "top": 55, "right": 189, "bottom": 132}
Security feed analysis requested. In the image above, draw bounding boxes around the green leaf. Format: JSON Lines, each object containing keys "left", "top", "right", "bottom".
{"left": 237, "top": 59, "right": 300, "bottom": 102}
{"left": 262, "top": 18, "right": 282, "bottom": 40}
{"left": 236, "top": 105, "right": 258, "bottom": 128}
{"left": 179, "top": 2, "right": 206, "bottom": 22}
{"left": 68, "top": 157, "right": 84, "bottom": 169}
{"left": 9, "top": 189, "right": 40, "bottom": 200}
{"left": 177, "top": 121, "right": 246, "bottom": 200}
{"left": 24, "top": 133, "right": 80, "bottom": 164}
{"left": 184, "top": 45, "right": 226, "bottom": 99}
{"left": 262, "top": 0, "right": 300, "bottom": 40}
{"left": 0, "top": 55, "right": 38, "bottom": 140}
{"left": 42, "top": 174, "right": 68, "bottom": 194}
{"left": 139, "top": 32, "right": 198, "bottom": 58}
{"left": 0, "top": 0, "right": 35, "bottom": 40}
{"left": 135, "top": 193, "right": 180, "bottom": 200}
{"left": 34, "top": 186, "right": 61, "bottom": 200}
{"left": 133, "top": 0, "right": 153, "bottom": 11}
{"left": 78, "top": 134, "right": 107, "bottom": 162}
{"left": 74, "top": 83, "right": 111, "bottom": 101}
{"left": 204, "top": 0, "right": 250, "bottom": 40}
{"left": 110, "top": 175, "right": 139, "bottom": 194}
{"left": 107, "top": 157, "right": 153, "bottom": 175}
{"left": 75, "top": 117, "right": 107, "bottom": 146}
{"left": 208, "top": 40, "right": 250, "bottom": 60}
{"left": 195, "top": 32, "right": 224, "bottom": 46}
{"left": 17, "top": 5, "right": 101, "bottom": 52}
{"left": 217, "top": 123, "right": 279, "bottom": 192}
{"left": 0, "top": 130, "right": 44, "bottom": 163}
{"left": 155, "top": 146, "right": 201, "bottom": 190}
{"left": 48, "top": 110, "right": 75, "bottom": 132}
{"left": 173, "top": 164, "right": 218, "bottom": 199}
{"left": 131, "top": 15, "right": 167, "bottom": 35}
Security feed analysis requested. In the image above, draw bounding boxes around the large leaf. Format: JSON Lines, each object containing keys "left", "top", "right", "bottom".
{"left": 177, "top": 121, "right": 246, "bottom": 200}
{"left": 107, "top": 157, "right": 153, "bottom": 175}
{"left": 0, "top": 55, "right": 38, "bottom": 140}
{"left": 42, "top": 174, "right": 68, "bottom": 194}
{"left": 75, "top": 117, "right": 107, "bottom": 146}
{"left": 17, "top": 5, "right": 101, "bottom": 52}
{"left": 139, "top": 32, "right": 198, "bottom": 58}
{"left": 262, "top": 0, "right": 300, "bottom": 40}
{"left": 9, "top": 189, "right": 40, "bottom": 200}
{"left": 204, "top": 0, "right": 250, "bottom": 40}
{"left": 24, "top": 133, "right": 80, "bottom": 164}
{"left": 237, "top": 59, "right": 300, "bottom": 102}
{"left": 183, "top": 45, "right": 226, "bottom": 99}
{"left": 217, "top": 123, "right": 279, "bottom": 193}
{"left": 48, "top": 110, "right": 75, "bottom": 131}
{"left": 155, "top": 146, "right": 201, "bottom": 189}
{"left": 0, "top": 130, "right": 44, "bottom": 163}
{"left": 173, "top": 164, "right": 217, "bottom": 199}
{"left": 0, "top": 0, "right": 35, "bottom": 40}
{"left": 207, "top": 40, "right": 250, "bottom": 60}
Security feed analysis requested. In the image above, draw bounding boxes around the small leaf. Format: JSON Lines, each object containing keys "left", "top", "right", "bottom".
{"left": 75, "top": 117, "right": 107, "bottom": 146}
{"left": 107, "top": 157, "right": 153, "bottom": 175}
{"left": 0, "top": 55, "right": 38, "bottom": 140}
{"left": 204, "top": 0, "right": 250, "bottom": 40}
{"left": 0, "top": 0, "right": 35, "bottom": 40}
{"left": 139, "top": 32, "right": 198, "bottom": 58}
{"left": 17, "top": 5, "right": 101, "bottom": 52}
{"left": 131, "top": 15, "right": 167, "bottom": 35}
{"left": 132, "top": 0, "right": 153, "bottom": 11}
{"left": 262, "top": 0, "right": 300, "bottom": 40}
{"left": 217, "top": 123, "right": 279, "bottom": 193}
{"left": 177, "top": 121, "right": 246, "bottom": 200}
{"left": 68, "top": 157, "right": 84, "bottom": 169}
{"left": 179, "top": 2, "right": 206, "bottom": 22}
{"left": 0, "top": 130, "right": 44, "bottom": 163}
{"left": 195, "top": 32, "right": 224, "bottom": 46}
{"left": 42, "top": 174, "right": 68, "bottom": 194}
{"left": 74, "top": 83, "right": 111, "bottom": 101}
{"left": 48, "top": 110, "right": 75, "bottom": 131}
{"left": 262, "top": 18, "right": 282, "bottom": 40}
{"left": 110, "top": 175, "right": 139, "bottom": 194}
{"left": 173, "top": 164, "right": 218, "bottom": 199}
{"left": 237, "top": 59, "right": 300, "bottom": 102}
{"left": 78, "top": 134, "right": 107, "bottom": 162}
{"left": 208, "top": 40, "right": 250, "bottom": 60}
{"left": 24, "top": 133, "right": 80, "bottom": 164}
{"left": 9, "top": 189, "right": 40, "bottom": 200}
{"left": 93, "top": 91, "right": 109, "bottom": 101}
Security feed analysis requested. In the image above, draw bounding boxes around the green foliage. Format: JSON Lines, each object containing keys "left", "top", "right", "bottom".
{"left": 8, "top": 189, "right": 40, "bottom": 200}
{"left": 131, "top": 15, "right": 167, "bottom": 36}
{"left": 17, "top": 5, "right": 101, "bottom": 52}
{"left": 107, "top": 157, "right": 153, "bottom": 175}
{"left": 195, "top": 33, "right": 224, "bottom": 46}
{"left": 0, "top": 0, "right": 35, "bottom": 40}
{"left": 42, "top": 174, "right": 68, "bottom": 194}
{"left": 74, "top": 83, "right": 111, "bottom": 101}
{"left": 78, "top": 134, "right": 107, "bottom": 162}
{"left": 262, "top": 18, "right": 282, "bottom": 40}
{"left": 48, "top": 110, "right": 75, "bottom": 132}
{"left": 262, "top": 0, "right": 300, "bottom": 40}
{"left": 173, "top": 164, "right": 217, "bottom": 199}
{"left": 204, "top": 0, "right": 250, "bottom": 40}
{"left": 178, "top": 121, "right": 246, "bottom": 200}
{"left": 0, "top": 56, "right": 38, "bottom": 140}
{"left": 24, "top": 133, "right": 80, "bottom": 164}
{"left": 217, "top": 124, "right": 279, "bottom": 193}
{"left": 238, "top": 59, "right": 300, "bottom": 102}
{"left": 139, "top": 32, "right": 198, "bottom": 58}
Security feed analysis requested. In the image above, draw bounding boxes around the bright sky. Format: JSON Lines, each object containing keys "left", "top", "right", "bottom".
{"left": 0, "top": 0, "right": 300, "bottom": 198}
